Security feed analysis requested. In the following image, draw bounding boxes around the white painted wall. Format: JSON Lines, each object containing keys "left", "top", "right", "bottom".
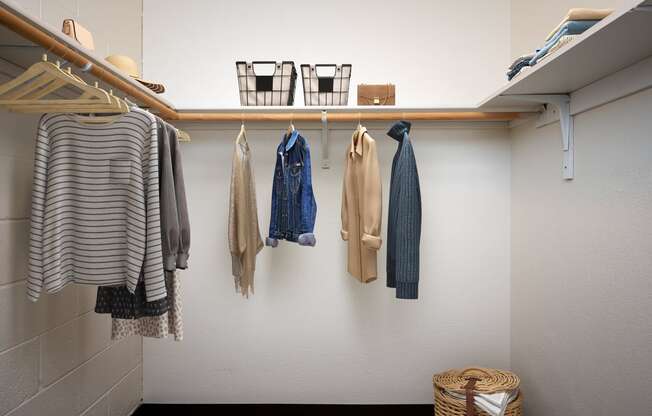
{"left": 141, "top": 1, "right": 513, "bottom": 404}
{"left": 142, "top": 0, "right": 510, "bottom": 108}
{"left": 510, "top": 88, "right": 652, "bottom": 415}
{"left": 140, "top": 0, "right": 514, "bottom": 405}
{"left": 143, "top": 122, "right": 512, "bottom": 403}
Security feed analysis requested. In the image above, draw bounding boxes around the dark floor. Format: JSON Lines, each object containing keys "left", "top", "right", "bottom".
{"left": 134, "top": 404, "right": 433, "bottom": 416}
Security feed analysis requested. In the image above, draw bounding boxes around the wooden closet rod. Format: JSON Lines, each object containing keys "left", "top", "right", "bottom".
{"left": 176, "top": 111, "right": 521, "bottom": 122}
{"left": 0, "top": 6, "right": 177, "bottom": 120}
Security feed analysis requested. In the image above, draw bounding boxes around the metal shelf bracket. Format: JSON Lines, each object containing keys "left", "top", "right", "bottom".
{"left": 510, "top": 94, "right": 574, "bottom": 180}
{"left": 321, "top": 110, "right": 330, "bottom": 169}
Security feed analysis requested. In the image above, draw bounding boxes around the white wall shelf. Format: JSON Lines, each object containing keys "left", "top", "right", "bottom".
{"left": 0, "top": 0, "right": 536, "bottom": 123}
{"left": 477, "top": 0, "right": 652, "bottom": 180}
{"left": 479, "top": 0, "right": 652, "bottom": 109}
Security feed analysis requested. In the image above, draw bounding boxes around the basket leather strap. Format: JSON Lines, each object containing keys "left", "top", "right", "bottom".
{"left": 463, "top": 377, "right": 479, "bottom": 416}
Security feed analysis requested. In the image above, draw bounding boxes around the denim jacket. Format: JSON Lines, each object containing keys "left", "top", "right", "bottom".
{"left": 266, "top": 130, "right": 317, "bottom": 247}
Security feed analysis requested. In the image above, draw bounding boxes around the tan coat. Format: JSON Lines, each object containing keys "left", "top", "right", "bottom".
{"left": 341, "top": 126, "right": 382, "bottom": 282}
{"left": 228, "top": 127, "right": 263, "bottom": 297}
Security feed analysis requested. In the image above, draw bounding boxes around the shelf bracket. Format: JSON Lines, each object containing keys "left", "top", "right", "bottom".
{"left": 509, "top": 94, "right": 574, "bottom": 180}
{"left": 321, "top": 110, "right": 330, "bottom": 169}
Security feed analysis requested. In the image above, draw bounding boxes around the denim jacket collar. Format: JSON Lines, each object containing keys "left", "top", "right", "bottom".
{"left": 387, "top": 120, "right": 411, "bottom": 142}
{"left": 283, "top": 129, "right": 300, "bottom": 151}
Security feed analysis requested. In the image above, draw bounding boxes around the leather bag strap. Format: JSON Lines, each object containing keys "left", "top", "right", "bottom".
{"left": 463, "top": 377, "right": 479, "bottom": 416}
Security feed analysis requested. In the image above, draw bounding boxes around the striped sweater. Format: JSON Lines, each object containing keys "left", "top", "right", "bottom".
{"left": 27, "top": 110, "right": 167, "bottom": 302}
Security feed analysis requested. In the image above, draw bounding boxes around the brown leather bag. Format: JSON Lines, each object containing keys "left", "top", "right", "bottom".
{"left": 357, "top": 84, "right": 395, "bottom": 105}
{"left": 62, "top": 19, "right": 95, "bottom": 50}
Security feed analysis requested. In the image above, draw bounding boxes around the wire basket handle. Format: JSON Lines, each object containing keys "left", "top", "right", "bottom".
{"left": 314, "top": 64, "right": 337, "bottom": 78}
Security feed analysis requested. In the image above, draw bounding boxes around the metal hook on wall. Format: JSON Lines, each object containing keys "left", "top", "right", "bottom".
{"left": 321, "top": 110, "right": 329, "bottom": 169}
{"left": 80, "top": 62, "right": 93, "bottom": 72}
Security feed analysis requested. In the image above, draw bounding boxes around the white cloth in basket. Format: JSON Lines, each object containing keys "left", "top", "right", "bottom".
{"left": 446, "top": 389, "right": 518, "bottom": 416}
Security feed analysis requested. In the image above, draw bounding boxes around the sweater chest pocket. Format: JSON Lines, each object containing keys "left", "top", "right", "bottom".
{"left": 109, "top": 159, "right": 134, "bottom": 185}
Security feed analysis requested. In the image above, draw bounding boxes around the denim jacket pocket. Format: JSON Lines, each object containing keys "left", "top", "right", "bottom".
{"left": 289, "top": 162, "right": 302, "bottom": 194}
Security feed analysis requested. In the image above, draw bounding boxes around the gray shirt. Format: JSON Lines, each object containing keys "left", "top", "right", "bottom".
{"left": 167, "top": 122, "right": 190, "bottom": 268}
{"left": 158, "top": 120, "right": 190, "bottom": 269}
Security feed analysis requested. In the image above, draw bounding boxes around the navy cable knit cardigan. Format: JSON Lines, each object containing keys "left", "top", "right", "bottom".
{"left": 386, "top": 121, "right": 422, "bottom": 299}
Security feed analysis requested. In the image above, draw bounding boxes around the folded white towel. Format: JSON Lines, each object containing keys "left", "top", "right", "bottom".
{"left": 446, "top": 389, "right": 518, "bottom": 416}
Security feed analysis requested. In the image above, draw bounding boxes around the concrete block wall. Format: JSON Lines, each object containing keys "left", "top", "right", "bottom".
{"left": 0, "top": 110, "right": 143, "bottom": 416}
{"left": 1, "top": 1, "right": 146, "bottom": 413}
{"left": 10, "top": 0, "right": 143, "bottom": 72}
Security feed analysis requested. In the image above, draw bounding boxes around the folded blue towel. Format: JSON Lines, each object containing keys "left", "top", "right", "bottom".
{"left": 530, "top": 20, "right": 599, "bottom": 65}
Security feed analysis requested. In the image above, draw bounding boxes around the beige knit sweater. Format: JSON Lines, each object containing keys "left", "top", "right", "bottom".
{"left": 228, "top": 127, "right": 263, "bottom": 297}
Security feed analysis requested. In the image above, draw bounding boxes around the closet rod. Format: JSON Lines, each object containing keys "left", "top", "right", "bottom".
{"left": 0, "top": 6, "right": 177, "bottom": 120}
{"left": 176, "top": 111, "right": 521, "bottom": 122}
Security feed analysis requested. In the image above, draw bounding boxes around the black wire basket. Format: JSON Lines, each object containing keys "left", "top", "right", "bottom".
{"left": 236, "top": 61, "right": 297, "bottom": 106}
{"left": 300, "top": 64, "right": 352, "bottom": 106}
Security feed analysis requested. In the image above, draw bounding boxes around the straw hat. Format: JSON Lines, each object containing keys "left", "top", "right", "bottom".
{"left": 105, "top": 55, "right": 166, "bottom": 94}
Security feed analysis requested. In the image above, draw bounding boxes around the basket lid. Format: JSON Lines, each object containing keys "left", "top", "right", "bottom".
{"left": 433, "top": 367, "right": 520, "bottom": 394}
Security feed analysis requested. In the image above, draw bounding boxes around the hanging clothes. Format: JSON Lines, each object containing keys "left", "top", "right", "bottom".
{"left": 341, "top": 125, "right": 382, "bottom": 283}
{"left": 266, "top": 129, "right": 317, "bottom": 247}
{"left": 94, "top": 280, "right": 169, "bottom": 319}
{"left": 386, "top": 121, "right": 421, "bottom": 299}
{"left": 112, "top": 271, "right": 184, "bottom": 341}
{"left": 27, "top": 109, "right": 166, "bottom": 302}
{"left": 95, "top": 118, "right": 189, "bottom": 340}
{"left": 228, "top": 126, "right": 263, "bottom": 297}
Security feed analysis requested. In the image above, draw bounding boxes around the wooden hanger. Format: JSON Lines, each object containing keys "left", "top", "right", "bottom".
{"left": 71, "top": 89, "right": 129, "bottom": 124}
{"left": 0, "top": 55, "right": 127, "bottom": 114}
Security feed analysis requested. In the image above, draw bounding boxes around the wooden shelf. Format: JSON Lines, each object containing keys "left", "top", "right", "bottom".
{"left": 3, "top": 0, "right": 652, "bottom": 122}
{"left": 0, "top": 0, "right": 532, "bottom": 123}
{"left": 480, "top": 0, "right": 652, "bottom": 109}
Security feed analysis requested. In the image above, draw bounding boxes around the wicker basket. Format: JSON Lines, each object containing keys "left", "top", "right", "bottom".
{"left": 433, "top": 367, "right": 522, "bottom": 416}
